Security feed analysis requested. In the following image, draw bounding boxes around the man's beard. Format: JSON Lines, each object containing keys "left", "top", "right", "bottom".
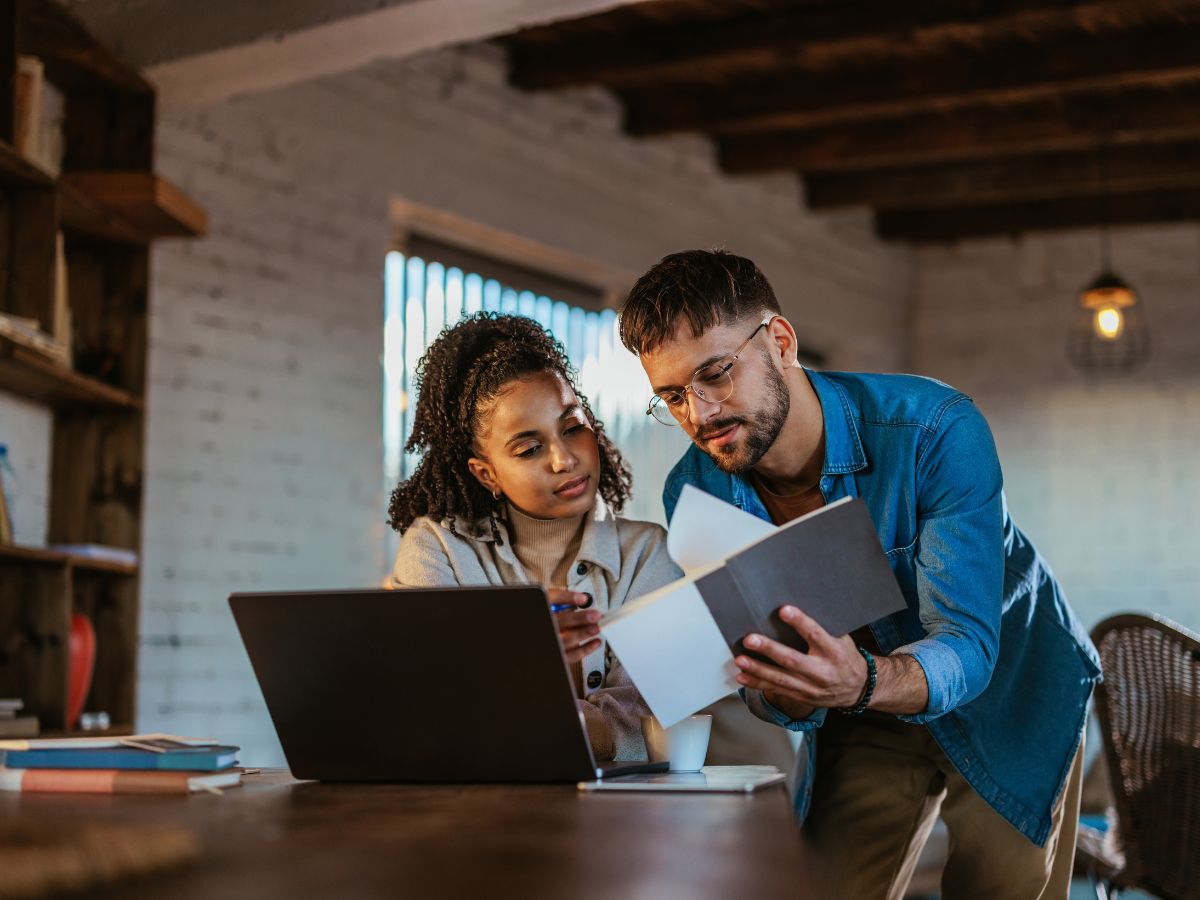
{"left": 693, "top": 359, "right": 789, "bottom": 474}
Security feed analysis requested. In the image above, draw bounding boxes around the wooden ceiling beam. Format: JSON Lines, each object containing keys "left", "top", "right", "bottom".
{"left": 718, "top": 86, "right": 1200, "bottom": 174}
{"left": 875, "top": 188, "right": 1200, "bottom": 241}
{"left": 803, "top": 141, "right": 1200, "bottom": 210}
{"left": 622, "top": 24, "right": 1200, "bottom": 135}
{"left": 508, "top": 0, "right": 1200, "bottom": 91}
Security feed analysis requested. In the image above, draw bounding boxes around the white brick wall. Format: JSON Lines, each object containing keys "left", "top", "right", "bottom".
{"left": 143, "top": 44, "right": 911, "bottom": 764}
{"left": 0, "top": 394, "right": 51, "bottom": 546}
{"left": 912, "top": 224, "right": 1200, "bottom": 638}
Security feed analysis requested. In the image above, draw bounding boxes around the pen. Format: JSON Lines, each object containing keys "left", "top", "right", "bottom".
{"left": 550, "top": 603, "right": 574, "bottom": 613}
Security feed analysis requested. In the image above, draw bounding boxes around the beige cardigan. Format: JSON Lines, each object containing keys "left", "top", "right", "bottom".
{"left": 391, "top": 495, "right": 681, "bottom": 761}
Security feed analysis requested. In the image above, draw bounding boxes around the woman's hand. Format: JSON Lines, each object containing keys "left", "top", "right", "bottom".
{"left": 547, "top": 588, "right": 602, "bottom": 664}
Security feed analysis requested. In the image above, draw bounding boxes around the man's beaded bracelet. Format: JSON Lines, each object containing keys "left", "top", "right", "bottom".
{"left": 839, "top": 646, "right": 876, "bottom": 715}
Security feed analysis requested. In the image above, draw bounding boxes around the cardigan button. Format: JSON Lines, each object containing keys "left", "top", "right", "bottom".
{"left": 575, "top": 562, "right": 588, "bottom": 576}
{"left": 586, "top": 671, "right": 602, "bottom": 689}
{"left": 579, "top": 593, "right": 594, "bottom": 609}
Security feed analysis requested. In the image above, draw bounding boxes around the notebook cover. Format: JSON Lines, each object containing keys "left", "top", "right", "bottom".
{"left": 694, "top": 567, "right": 769, "bottom": 659}
{"left": 2, "top": 745, "right": 239, "bottom": 771}
{"left": 700, "top": 498, "right": 906, "bottom": 651}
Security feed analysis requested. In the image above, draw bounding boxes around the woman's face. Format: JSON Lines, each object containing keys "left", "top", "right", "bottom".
{"left": 467, "top": 372, "right": 601, "bottom": 520}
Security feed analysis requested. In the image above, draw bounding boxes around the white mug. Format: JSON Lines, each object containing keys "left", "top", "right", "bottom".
{"left": 641, "top": 714, "right": 713, "bottom": 773}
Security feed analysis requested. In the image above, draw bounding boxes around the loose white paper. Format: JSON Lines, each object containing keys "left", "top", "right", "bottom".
{"left": 667, "top": 484, "right": 776, "bottom": 574}
{"left": 601, "top": 580, "right": 739, "bottom": 727}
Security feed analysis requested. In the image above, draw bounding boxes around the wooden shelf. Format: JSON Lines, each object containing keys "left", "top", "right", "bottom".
{"left": 0, "top": 543, "right": 138, "bottom": 575}
{"left": 64, "top": 172, "right": 208, "bottom": 238}
{"left": 0, "top": 336, "right": 142, "bottom": 410}
{"left": 0, "top": 140, "right": 55, "bottom": 189}
{"left": 38, "top": 723, "right": 136, "bottom": 739}
{"left": 18, "top": 0, "right": 152, "bottom": 96}
{"left": 59, "top": 180, "right": 148, "bottom": 245}
{"left": 0, "top": 0, "right": 208, "bottom": 747}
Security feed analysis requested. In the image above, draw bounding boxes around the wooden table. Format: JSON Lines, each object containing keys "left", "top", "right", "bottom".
{"left": 3, "top": 771, "right": 829, "bottom": 898}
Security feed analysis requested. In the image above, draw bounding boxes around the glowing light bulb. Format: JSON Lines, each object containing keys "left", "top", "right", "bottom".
{"left": 1094, "top": 306, "right": 1124, "bottom": 341}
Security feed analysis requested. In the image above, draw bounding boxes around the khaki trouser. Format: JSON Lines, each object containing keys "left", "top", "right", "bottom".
{"left": 806, "top": 710, "right": 1084, "bottom": 900}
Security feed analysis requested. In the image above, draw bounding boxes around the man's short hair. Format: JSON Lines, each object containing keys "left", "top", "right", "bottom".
{"left": 619, "top": 249, "right": 781, "bottom": 355}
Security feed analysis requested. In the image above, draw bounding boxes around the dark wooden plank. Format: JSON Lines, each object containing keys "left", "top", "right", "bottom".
{"left": 0, "top": 336, "right": 141, "bottom": 408}
{"left": 0, "top": 543, "right": 137, "bottom": 574}
{"left": 0, "top": 559, "right": 70, "bottom": 730}
{"left": 65, "top": 173, "right": 207, "bottom": 237}
{"left": 36, "top": 722, "right": 133, "bottom": 738}
{"left": 48, "top": 408, "right": 145, "bottom": 551}
{"left": 64, "top": 243, "right": 148, "bottom": 393}
{"left": 510, "top": 0, "right": 1200, "bottom": 90}
{"left": 0, "top": 1, "right": 16, "bottom": 145}
{"left": 2, "top": 775, "right": 829, "bottom": 899}
{"left": 623, "top": 22, "right": 1200, "bottom": 135}
{"left": 506, "top": 0, "right": 780, "bottom": 53}
{"left": 719, "top": 85, "right": 1200, "bottom": 174}
{"left": 875, "top": 187, "right": 1200, "bottom": 241}
{"left": 5, "top": 185, "right": 56, "bottom": 324}
{"left": 0, "top": 188, "right": 8, "bottom": 313}
{"left": 59, "top": 180, "right": 149, "bottom": 245}
{"left": 17, "top": 0, "right": 152, "bottom": 95}
{"left": 64, "top": 92, "right": 155, "bottom": 171}
{"left": 804, "top": 140, "right": 1200, "bottom": 209}
{"left": 49, "top": 248, "right": 147, "bottom": 549}
{"left": 0, "top": 138, "right": 56, "bottom": 187}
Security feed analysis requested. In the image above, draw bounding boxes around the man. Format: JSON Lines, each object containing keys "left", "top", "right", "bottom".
{"left": 619, "top": 250, "right": 1101, "bottom": 900}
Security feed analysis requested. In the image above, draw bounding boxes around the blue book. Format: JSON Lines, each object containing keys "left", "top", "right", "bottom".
{"left": 1, "top": 743, "right": 239, "bottom": 771}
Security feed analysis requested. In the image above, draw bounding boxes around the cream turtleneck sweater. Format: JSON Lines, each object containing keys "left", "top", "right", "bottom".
{"left": 505, "top": 504, "right": 589, "bottom": 697}
{"left": 505, "top": 504, "right": 586, "bottom": 589}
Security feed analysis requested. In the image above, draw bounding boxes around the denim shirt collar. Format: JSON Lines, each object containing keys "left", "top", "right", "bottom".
{"left": 805, "top": 368, "right": 868, "bottom": 476}
{"left": 727, "top": 368, "right": 868, "bottom": 515}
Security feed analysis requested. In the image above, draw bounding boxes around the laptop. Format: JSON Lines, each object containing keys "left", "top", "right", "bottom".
{"left": 229, "top": 586, "right": 667, "bottom": 782}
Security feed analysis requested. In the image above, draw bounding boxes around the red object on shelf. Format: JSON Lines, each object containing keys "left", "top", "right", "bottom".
{"left": 67, "top": 612, "right": 96, "bottom": 729}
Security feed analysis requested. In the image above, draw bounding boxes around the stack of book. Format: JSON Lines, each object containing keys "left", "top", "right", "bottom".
{"left": 0, "top": 734, "right": 242, "bottom": 795}
{"left": 0, "top": 699, "right": 38, "bottom": 739}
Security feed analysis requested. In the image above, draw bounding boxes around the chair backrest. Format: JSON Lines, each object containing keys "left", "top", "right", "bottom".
{"left": 1091, "top": 613, "right": 1200, "bottom": 900}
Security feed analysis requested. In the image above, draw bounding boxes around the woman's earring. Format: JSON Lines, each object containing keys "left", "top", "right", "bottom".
{"left": 492, "top": 488, "right": 502, "bottom": 501}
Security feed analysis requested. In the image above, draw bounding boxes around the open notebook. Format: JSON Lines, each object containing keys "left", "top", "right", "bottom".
{"left": 600, "top": 486, "right": 906, "bottom": 726}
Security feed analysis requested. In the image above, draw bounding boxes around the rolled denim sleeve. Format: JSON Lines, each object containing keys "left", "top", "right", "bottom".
{"left": 896, "top": 398, "right": 1004, "bottom": 723}
{"left": 742, "top": 688, "right": 828, "bottom": 732}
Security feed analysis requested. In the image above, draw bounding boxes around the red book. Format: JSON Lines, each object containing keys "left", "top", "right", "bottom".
{"left": 0, "top": 767, "right": 242, "bottom": 794}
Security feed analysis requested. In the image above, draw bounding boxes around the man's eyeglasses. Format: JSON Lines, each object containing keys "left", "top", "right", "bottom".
{"left": 646, "top": 315, "right": 774, "bottom": 426}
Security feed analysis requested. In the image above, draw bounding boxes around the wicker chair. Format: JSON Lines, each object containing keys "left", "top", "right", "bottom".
{"left": 1082, "top": 613, "right": 1200, "bottom": 900}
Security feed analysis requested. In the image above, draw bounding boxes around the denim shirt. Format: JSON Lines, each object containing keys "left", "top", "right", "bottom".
{"left": 663, "top": 369, "right": 1101, "bottom": 846}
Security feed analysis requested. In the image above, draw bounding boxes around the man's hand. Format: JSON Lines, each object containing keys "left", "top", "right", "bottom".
{"left": 547, "top": 588, "right": 602, "bottom": 664}
{"left": 734, "top": 605, "right": 930, "bottom": 718}
{"left": 734, "top": 606, "right": 867, "bottom": 715}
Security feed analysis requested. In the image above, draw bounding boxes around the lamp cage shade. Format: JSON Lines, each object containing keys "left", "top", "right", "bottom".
{"left": 1068, "top": 270, "right": 1150, "bottom": 371}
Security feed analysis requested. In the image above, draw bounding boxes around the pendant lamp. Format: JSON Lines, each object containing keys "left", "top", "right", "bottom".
{"left": 1068, "top": 146, "right": 1149, "bottom": 371}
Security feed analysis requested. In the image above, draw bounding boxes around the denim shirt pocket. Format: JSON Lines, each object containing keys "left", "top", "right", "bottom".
{"left": 885, "top": 536, "right": 918, "bottom": 600}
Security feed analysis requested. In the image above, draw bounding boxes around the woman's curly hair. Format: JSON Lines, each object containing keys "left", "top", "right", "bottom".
{"left": 387, "top": 312, "right": 632, "bottom": 539}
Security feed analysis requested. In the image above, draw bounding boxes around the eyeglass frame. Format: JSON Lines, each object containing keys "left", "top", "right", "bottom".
{"left": 645, "top": 313, "right": 775, "bottom": 425}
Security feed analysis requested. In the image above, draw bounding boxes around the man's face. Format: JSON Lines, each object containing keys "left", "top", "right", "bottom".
{"left": 640, "top": 317, "right": 790, "bottom": 473}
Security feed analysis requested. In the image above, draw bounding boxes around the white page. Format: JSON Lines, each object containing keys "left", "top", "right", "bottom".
{"left": 601, "top": 580, "right": 739, "bottom": 727}
{"left": 667, "top": 484, "right": 776, "bottom": 574}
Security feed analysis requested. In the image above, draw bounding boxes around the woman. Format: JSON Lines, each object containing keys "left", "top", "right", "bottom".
{"left": 389, "top": 313, "right": 680, "bottom": 761}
